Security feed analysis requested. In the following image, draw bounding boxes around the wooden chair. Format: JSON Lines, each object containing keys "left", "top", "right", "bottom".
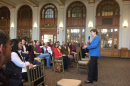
{"left": 52, "top": 55, "right": 64, "bottom": 72}
{"left": 54, "top": 56, "right": 82, "bottom": 86}
{"left": 76, "top": 47, "right": 90, "bottom": 71}
{"left": 26, "top": 60, "right": 46, "bottom": 86}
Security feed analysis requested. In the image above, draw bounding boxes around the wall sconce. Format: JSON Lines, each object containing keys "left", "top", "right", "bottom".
{"left": 123, "top": 21, "right": 128, "bottom": 28}
{"left": 11, "top": 23, "right": 14, "bottom": 29}
{"left": 88, "top": 21, "right": 93, "bottom": 28}
{"left": 59, "top": 23, "right": 63, "bottom": 31}
{"left": 34, "top": 23, "right": 37, "bottom": 29}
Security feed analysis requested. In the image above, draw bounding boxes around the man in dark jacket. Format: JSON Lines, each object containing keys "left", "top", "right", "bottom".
{"left": 60, "top": 41, "right": 70, "bottom": 70}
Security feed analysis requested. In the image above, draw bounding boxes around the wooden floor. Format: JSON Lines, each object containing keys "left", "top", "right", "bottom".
{"left": 43, "top": 57, "right": 130, "bottom": 86}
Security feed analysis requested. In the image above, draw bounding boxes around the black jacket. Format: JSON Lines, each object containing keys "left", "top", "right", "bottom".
{"left": 5, "top": 61, "right": 22, "bottom": 80}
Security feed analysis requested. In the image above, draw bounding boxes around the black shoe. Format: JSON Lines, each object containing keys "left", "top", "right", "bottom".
{"left": 84, "top": 81, "right": 92, "bottom": 84}
{"left": 50, "top": 63, "right": 53, "bottom": 66}
{"left": 93, "top": 79, "right": 98, "bottom": 82}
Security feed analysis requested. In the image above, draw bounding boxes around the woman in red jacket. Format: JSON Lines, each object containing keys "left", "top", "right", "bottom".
{"left": 54, "top": 42, "right": 62, "bottom": 59}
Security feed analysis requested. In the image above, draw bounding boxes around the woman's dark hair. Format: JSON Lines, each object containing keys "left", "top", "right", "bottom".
{"left": 90, "top": 29, "right": 98, "bottom": 35}
{"left": 34, "top": 40, "right": 38, "bottom": 44}
{"left": 68, "top": 42, "right": 72, "bottom": 48}
{"left": 54, "top": 42, "right": 56, "bottom": 48}
{"left": 10, "top": 39, "right": 23, "bottom": 61}
{"left": 29, "top": 41, "right": 33, "bottom": 43}
{"left": 0, "top": 30, "right": 9, "bottom": 47}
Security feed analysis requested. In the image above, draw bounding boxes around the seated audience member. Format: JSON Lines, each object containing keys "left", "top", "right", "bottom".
{"left": 25, "top": 41, "right": 29, "bottom": 48}
{"left": 28, "top": 41, "right": 34, "bottom": 63}
{"left": 42, "top": 42, "right": 53, "bottom": 56}
{"left": 60, "top": 41, "right": 70, "bottom": 70}
{"left": 6, "top": 39, "right": 33, "bottom": 83}
{"left": 54, "top": 42, "right": 62, "bottom": 59}
{"left": 68, "top": 42, "right": 77, "bottom": 62}
{"left": 28, "top": 41, "right": 33, "bottom": 52}
{"left": 33, "top": 40, "right": 51, "bottom": 68}
{"left": 40, "top": 41, "right": 44, "bottom": 46}
{"left": 57, "top": 41, "right": 61, "bottom": 46}
{"left": 21, "top": 39, "right": 29, "bottom": 61}
{"left": 0, "top": 30, "right": 11, "bottom": 86}
{"left": 81, "top": 42, "right": 89, "bottom": 58}
{"left": 71, "top": 42, "right": 76, "bottom": 52}
{"left": 48, "top": 41, "right": 54, "bottom": 51}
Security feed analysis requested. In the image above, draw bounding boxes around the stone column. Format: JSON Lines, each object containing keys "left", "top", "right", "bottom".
{"left": 86, "top": 2, "right": 95, "bottom": 42}
{"left": 121, "top": 1, "right": 130, "bottom": 49}
{"left": 32, "top": 6, "right": 39, "bottom": 41}
{"left": 57, "top": 5, "right": 65, "bottom": 44}
{"left": 10, "top": 7, "right": 16, "bottom": 39}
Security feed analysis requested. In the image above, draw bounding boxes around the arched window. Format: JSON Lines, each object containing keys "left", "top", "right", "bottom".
{"left": 66, "top": 1, "right": 86, "bottom": 46}
{"left": 40, "top": 4, "right": 57, "bottom": 43}
{"left": 96, "top": 0, "right": 120, "bottom": 57}
{"left": 0, "top": 6, "right": 10, "bottom": 34}
{"left": 40, "top": 4, "right": 57, "bottom": 27}
{"left": 17, "top": 5, "right": 32, "bottom": 40}
{"left": 97, "top": 0, "right": 119, "bottom": 17}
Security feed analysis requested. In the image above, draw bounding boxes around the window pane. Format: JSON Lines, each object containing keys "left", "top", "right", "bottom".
{"left": 72, "top": 7, "right": 81, "bottom": 17}
{"left": 101, "top": 29, "right": 113, "bottom": 49}
{"left": 82, "top": 29, "right": 85, "bottom": 43}
{"left": 114, "top": 29, "right": 118, "bottom": 49}
{"left": 71, "top": 29, "right": 80, "bottom": 43}
{"left": 67, "top": 29, "right": 70, "bottom": 42}
{"left": 45, "top": 9, "right": 53, "bottom": 18}
{"left": 42, "top": 10, "right": 44, "bottom": 18}
{"left": 115, "top": 7, "right": 119, "bottom": 15}
{"left": 102, "top": 5, "right": 113, "bottom": 16}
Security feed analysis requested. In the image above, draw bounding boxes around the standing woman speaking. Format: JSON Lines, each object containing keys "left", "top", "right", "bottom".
{"left": 84, "top": 29, "right": 101, "bottom": 84}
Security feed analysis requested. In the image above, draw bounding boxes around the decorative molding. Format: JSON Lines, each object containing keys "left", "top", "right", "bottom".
{"left": 24, "top": 0, "right": 38, "bottom": 6}
{"left": 0, "top": 0, "right": 15, "bottom": 8}
{"left": 56, "top": 0, "right": 64, "bottom": 6}
{"left": 88, "top": 0, "right": 95, "bottom": 4}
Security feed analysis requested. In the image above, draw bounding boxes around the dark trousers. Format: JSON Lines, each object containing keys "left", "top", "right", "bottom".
{"left": 22, "top": 72, "right": 28, "bottom": 81}
{"left": 10, "top": 79, "right": 23, "bottom": 86}
{"left": 88, "top": 56, "right": 98, "bottom": 82}
{"left": 63, "top": 56, "right": 69, "bottom": 69}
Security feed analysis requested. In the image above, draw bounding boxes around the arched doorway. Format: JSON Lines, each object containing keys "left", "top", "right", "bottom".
{"left": 96, "top": 0, "right": 120, "bottom": 57}
{"left": 17, "top": 5, "right": 32, "bottom": 41}
{"left": 66, "top": 1, "right": 86, "bottom": 47}
{"left": 0, "top": 6, "right": 10, "bottom": 35}
{"left": 40, "top": 3, "right": 57, "bottom": 43}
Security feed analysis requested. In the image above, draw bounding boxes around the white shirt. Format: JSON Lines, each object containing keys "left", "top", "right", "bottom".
{"left": 43, "top": 46, "right": 52, "bottom": 54}
{"left": 11, "top": 52, "right": 30, "bottom": 72}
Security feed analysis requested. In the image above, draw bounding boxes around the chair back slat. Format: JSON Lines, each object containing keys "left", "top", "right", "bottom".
{"left": 36, "top": 66, "right": 38, "bottom": 79}
{"left": 33, "top": 68, "right": 36, "bottom": 80}
{"left": 27, "top": 61, "right": 46, "bottom": 86}
{"left": 38, "top": 66, "right": 40, "bottom": 78}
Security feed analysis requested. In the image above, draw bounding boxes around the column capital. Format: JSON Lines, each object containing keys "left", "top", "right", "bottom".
{"left": 123, "top": 0, "right": 130, "bottom": 5}
{"left": 88, "top": 0, "right": 95, "bottom": 4}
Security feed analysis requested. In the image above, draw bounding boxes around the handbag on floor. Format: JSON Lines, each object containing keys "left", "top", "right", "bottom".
{"left": 55, "top": 62, "right": 62, "bottom": 72}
